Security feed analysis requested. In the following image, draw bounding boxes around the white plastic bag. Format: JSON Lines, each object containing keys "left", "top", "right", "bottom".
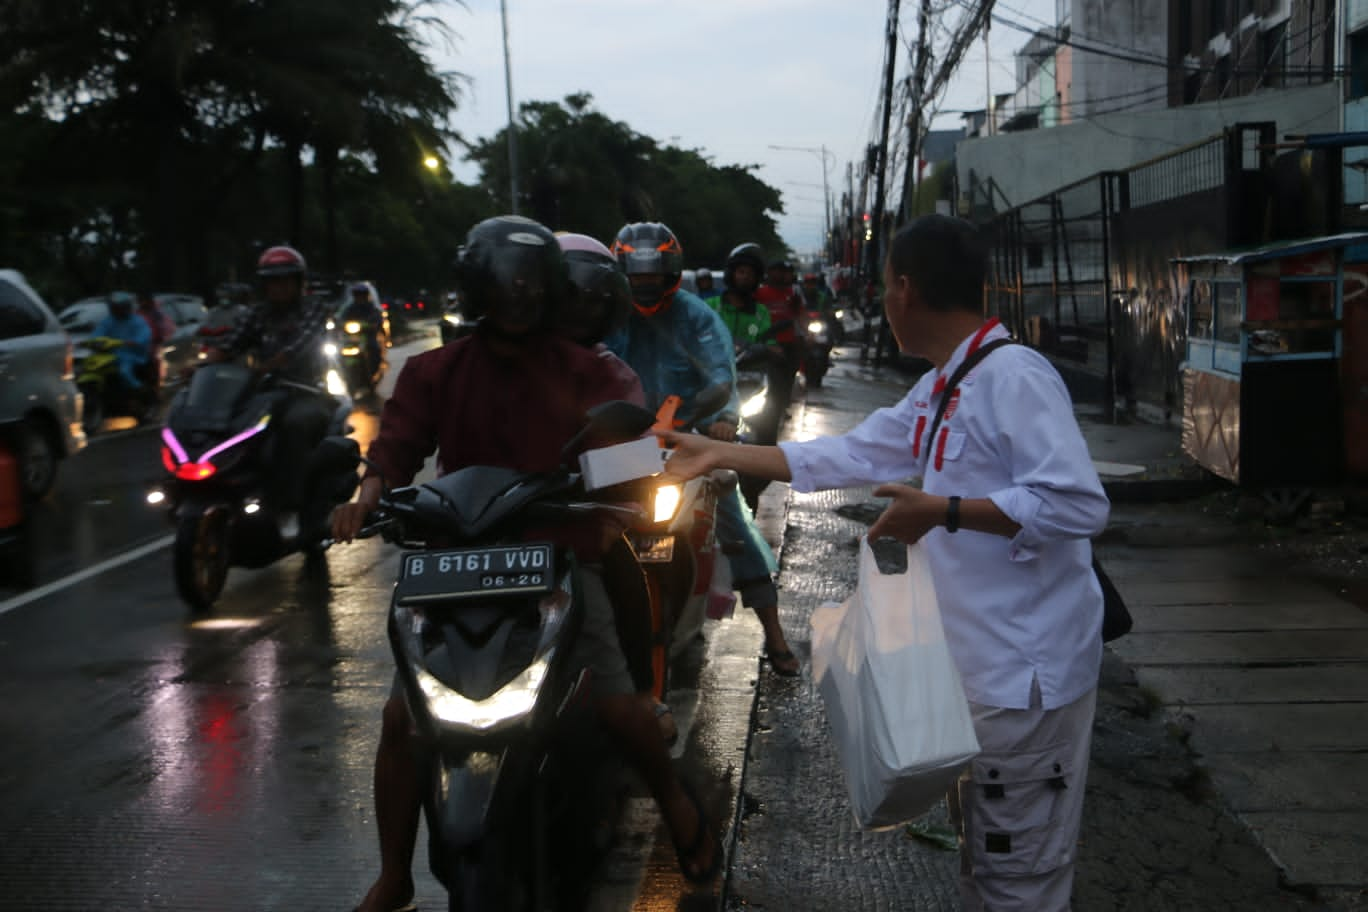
{"left": 811, "top": 538, "right": 980, "bottom": 829}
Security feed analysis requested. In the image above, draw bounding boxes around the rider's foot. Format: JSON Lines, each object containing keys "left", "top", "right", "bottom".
{"left": 655, "top": 701, "right": 678, "bottom": 746}
{"left": 352, "top": 879, "right": 415, "bottom": 912}
{"left": 663, "top": 779, "right": 722, "bottom": 885}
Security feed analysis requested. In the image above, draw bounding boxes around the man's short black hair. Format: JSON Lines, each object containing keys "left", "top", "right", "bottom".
{"left": 886, "top": 214, "right": 987, "bottom": 314}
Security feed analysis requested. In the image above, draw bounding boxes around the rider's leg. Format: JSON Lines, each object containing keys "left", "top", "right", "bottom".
{"left": 578, "top": 566, "right": 718, "bottom": 878}
{"left": 354, "top": 688, "right": 421, "bottom": 912}
{"left": 713, "top": 491, "right": 797, "bottom": 672}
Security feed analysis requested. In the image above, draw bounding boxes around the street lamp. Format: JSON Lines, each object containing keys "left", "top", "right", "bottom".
{"left": 423, "top": 155, "right": 441, "bottom": 172}
{"left": 769, "top": 143, "right": 835, "bottom": 257}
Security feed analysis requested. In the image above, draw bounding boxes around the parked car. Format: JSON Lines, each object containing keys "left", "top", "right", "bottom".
{"left": 0, "top": 270, "right": 86, "bottom": 497}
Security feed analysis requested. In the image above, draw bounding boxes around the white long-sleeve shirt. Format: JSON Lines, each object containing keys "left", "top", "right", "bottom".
{"left": 780, "top": 320, "right": 1109, "bottom": 710}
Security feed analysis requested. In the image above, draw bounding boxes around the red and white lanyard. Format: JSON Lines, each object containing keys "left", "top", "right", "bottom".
{"left": 911, "top": 318, "right": 1001, "bottom": 472}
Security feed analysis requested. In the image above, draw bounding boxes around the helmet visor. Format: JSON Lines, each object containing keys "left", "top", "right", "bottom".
{"left": 485, "top": 244, "right": 553, "bottom": 332}
{"left": 619, "top": 247, "right": 668, "bottom": 276}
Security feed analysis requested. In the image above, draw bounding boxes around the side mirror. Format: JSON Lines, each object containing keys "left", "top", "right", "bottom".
{"left": 313, "top": 435, "right": 361, "bottom": 474}
{"left": 561, "top": 400, "right": 657, "bottom": 465}
{"left": 690, "top": 383, "right": 732, "bottom": 423}
{"left": 584, "top": 400, "right": 658, "bottom": 439}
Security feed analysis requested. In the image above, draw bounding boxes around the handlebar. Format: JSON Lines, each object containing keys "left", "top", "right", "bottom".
{"left": 342, "top": 485, "right": 650, "bottom": 552}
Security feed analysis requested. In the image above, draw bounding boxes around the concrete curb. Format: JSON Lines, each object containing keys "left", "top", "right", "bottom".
{"left": 1103, "top": 475, "right": 1225, "bottom": 504}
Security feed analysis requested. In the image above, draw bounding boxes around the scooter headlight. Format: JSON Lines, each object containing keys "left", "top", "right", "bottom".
{"left": 323, "top": 342, "right": 339, "bottom": 357}
{"left": 740, "top": 390, "right": 768, "bottom": 418}
{"left": 344, "top": 321, "right": 363, "bottom": 334}
{"left": 653, "top": 484, "right": 682, "bottom": 523}
{"left": 397, "top": 576, "right": 572, "bottom": 735}
{"left": 808, "top": 320, "right": 826, "bottom": 334}
{"left": 834, "top": 309, "right": 845, "bottom": 319}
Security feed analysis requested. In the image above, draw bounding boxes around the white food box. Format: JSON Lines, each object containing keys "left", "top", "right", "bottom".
{"left": 578, "top": 436, "right": 666, "bottom": 490}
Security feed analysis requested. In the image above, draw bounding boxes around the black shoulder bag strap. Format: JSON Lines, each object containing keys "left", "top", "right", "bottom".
{"left": 921, "top": 335, "right": 1131, "bottom": 642}
{"left": 925, "top": 337, "right": 1016, "bottom": 447}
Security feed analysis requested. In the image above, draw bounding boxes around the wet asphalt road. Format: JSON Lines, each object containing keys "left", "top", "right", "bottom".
{"left": 0, "top": 334, "right": 426, "bottom": 912}
{"left": 0, "top": 325, "right": 749, "bottom": 912}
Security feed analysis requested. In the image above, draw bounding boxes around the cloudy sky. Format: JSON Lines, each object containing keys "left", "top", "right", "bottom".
{"left": 426, "top": 0, "right": 1058, "bottom": 256}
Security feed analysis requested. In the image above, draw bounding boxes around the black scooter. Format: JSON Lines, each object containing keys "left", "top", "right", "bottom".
{"left": 336, "top": 401, "right": 670, "bottom": 911}
{"left": 149, "top": 361, "right": 356, "bottom": 613}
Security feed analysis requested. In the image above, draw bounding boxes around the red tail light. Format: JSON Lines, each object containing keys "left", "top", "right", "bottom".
{"left": 174, "top": 462, "right": 217, "bottom": 481}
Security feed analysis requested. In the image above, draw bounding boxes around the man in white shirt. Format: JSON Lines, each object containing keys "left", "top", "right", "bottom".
{"left": 661, "top": 214, "right": 1110, "bottom": 911}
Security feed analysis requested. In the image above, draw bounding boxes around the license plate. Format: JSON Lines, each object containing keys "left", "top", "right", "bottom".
{"left": 632, "top": 534, "right": 675, "bottom": 564}
{"left": 397, "top": 544, "right": 554, "bottom": 602}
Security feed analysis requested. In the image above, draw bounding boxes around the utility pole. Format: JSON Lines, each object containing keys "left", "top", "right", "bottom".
{"left": 868, "top": 0, "right": 901, "bottom": 282}
{"left": 984, "top": 18, "right": 993, "bottom": 136}
{"left": 500, "top": 0, "right": 519, "bottom": 214}
{"left": 899, "top": 0, "right": 934, "bottom": 224}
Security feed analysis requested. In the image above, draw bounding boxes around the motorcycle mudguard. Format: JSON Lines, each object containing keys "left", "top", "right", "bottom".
{"left": 433, "top": 752, "right": 501, "bottom": 853}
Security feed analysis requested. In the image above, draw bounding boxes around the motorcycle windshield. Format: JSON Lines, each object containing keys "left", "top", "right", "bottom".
{"left": 171, "top": 363, "right": 256, "bottom": 431}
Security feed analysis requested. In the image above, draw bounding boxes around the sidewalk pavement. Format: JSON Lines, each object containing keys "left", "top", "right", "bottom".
{"left": 724, "top": 349, "right": 1367, "bottom": 910}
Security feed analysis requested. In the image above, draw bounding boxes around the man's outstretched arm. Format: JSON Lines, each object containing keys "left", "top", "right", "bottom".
{"left": 658, "top": 431, "right": 792, "bottom": 483}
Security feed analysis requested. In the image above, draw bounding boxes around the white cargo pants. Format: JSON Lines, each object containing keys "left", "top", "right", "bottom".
{"left": 947, "top": 681, "right": 1097, "bottom": 912}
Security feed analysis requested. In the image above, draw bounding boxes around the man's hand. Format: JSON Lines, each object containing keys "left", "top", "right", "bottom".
{"left": 705, "top": 421, "right": 737, "bottom": 442}
{"left": 331, "top": 477, "right": 383, "bottom": 543}
{"left": 657, "top": 430, "right": 725, "bottom": 481}
{"left": 868, "top": 484, "right": 946, "bottom": 545}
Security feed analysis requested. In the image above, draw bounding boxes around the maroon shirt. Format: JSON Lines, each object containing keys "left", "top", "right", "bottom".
{"left": 366, "top": 332, "right": 645, "bottom": 556}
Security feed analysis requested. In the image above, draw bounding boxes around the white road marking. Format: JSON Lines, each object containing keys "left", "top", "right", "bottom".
{"left": 0, "top": 534, "right": 174, "bottom": 618}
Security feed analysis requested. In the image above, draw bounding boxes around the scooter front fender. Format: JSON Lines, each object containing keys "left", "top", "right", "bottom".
{"left": 432, "top": 753, "right": 501, "bottom": 852}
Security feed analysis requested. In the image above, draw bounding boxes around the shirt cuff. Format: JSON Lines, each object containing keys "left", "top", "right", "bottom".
{"left": 777, "top": 441, "right": 815, "bottom": 493}
{"left": 988, "top": 487, "right": 1044, "bottom": 562}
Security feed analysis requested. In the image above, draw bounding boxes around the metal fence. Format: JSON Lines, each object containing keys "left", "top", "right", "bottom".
{"left": 981, "top": 124, "right": 1272, "bottom": 418}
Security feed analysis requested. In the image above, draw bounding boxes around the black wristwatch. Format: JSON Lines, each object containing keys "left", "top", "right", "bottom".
{"left": 945, "top": 496, "right": 962, "bottom": 533}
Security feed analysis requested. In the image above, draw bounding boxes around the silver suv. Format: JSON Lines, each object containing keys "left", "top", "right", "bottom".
{"left": 0, "top": 270, "right": 86, "bottom": 497}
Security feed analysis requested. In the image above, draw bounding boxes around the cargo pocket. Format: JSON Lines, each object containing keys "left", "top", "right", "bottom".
{"left": 964, "top": 744, "right": 1079, "bottom": 878}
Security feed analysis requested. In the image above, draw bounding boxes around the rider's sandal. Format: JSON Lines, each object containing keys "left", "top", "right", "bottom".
{"left": 655, "top": 700, "right": 679, "bottom": 746}
{"left": 672, "top": 779, "right": 723, "bottom": 885}
{"left": 763, "top": 648, "right": 801, "bottom": 677}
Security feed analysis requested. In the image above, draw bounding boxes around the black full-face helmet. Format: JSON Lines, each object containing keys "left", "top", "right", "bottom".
{"left": 724, "top": 243, "right": 766, "bottom": 293}
{"left": 454, "top": 216, "right": 570, "bottom": 335}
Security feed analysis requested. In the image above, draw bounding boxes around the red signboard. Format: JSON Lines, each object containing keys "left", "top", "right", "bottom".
{"left": 1246, "top": 276, "right": 1280, "bottom": 321}
{"left": 1280, "top": 251, "right": 1335, "bottom": 277}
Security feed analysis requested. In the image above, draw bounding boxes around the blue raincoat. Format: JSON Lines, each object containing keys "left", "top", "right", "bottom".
{"left": 605, "top": 288, "right": 740, "bottom": 424}
{"left": 605, "top": 289, "right": 777, "bottom": 580}
{"left": 92, "top": 312, "right": 152, "bottom": 390}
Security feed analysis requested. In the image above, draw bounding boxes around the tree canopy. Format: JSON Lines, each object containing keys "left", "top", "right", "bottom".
{"left": 0, "top": 10, "right": 786, "bottom": 305}
{"left": 471, "top": 94, "right": 786, "bottom": 268}
{"left": 0, "top": 0, "right": 465, "bottom": 302}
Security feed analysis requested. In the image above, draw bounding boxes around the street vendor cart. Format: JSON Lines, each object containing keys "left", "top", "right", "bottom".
{"left": 1173, "top": 233, "right": 1366, "bottom": 486}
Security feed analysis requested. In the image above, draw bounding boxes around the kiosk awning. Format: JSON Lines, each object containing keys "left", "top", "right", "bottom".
{"left": 1171, "top": 233, "right": 1368, "bottom": 266}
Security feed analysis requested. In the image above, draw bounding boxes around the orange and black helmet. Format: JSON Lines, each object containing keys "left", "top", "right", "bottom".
{"left": 611, "top": 222, "right": 683, "bottom": 317}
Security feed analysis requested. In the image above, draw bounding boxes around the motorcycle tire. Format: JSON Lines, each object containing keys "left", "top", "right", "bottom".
{"left": 174, "top": 509, "right": 231, "bottom": 614}
{"left": 807, "top": 365, "right": 827, "bottom": 389}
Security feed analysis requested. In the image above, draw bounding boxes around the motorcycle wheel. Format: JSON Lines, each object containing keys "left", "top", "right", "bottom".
{"left": 174, "top": 509, "right": 231, "bottom": 614}
{"left": 79, "top": 384, "right": 103, "bottom": 437}
{"left": 807, "top": 364, "right": 827, "bottom": 389}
